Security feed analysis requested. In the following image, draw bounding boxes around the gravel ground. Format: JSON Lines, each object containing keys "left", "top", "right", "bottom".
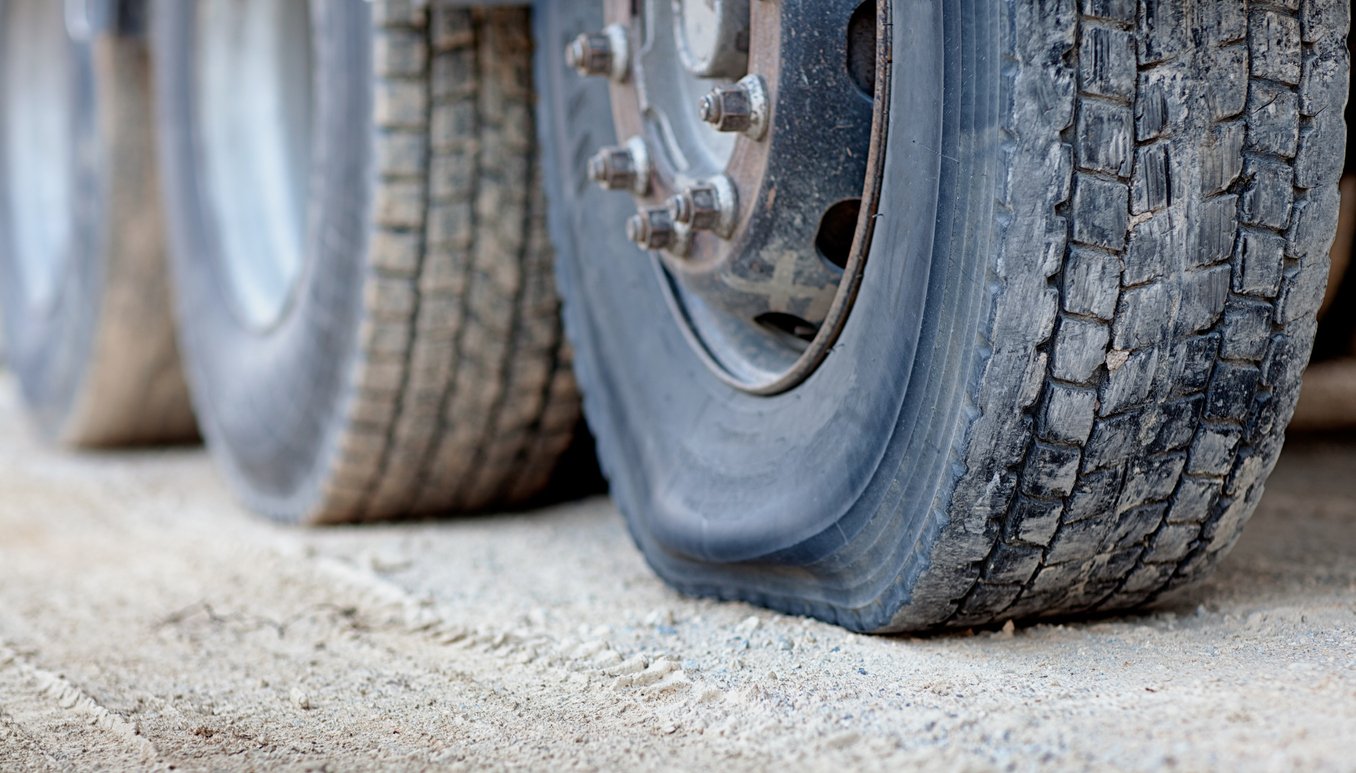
{"left": 0, "top": 374, "right": 1353, "bottom": 771}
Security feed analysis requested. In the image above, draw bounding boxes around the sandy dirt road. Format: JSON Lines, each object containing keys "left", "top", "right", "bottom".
{"left": 0, "top": 375, "right": 1353, "bottom": 771}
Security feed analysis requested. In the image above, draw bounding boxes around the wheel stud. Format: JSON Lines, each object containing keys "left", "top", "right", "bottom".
{"left": 627, "top": 208, "right": 676, "bottom": 250}
{"left": 667, "top": 184, "right": 723, "bottom": 232}
{"left": 565, "top": 26, "right": 629, "bottom": 81}
{"left": 698, "top": 75, "right": 768, "bottom": 139}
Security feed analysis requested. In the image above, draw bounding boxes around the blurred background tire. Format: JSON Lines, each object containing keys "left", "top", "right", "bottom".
{"left": 0, "top": 0, "right": 195, "bottom": 446}
{"left": 153, "top": 0, "right": 583, "bottom": 522}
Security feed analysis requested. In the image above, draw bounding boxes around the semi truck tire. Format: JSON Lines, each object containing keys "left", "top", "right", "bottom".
{"left": 0, "top": 0, "right": 195, "bottom": 446}
{"left": 154, "top": 0, "right": 581, "bottom": 522}
{"left": 538, "top": 1, "right": 1349, "bottom": 631}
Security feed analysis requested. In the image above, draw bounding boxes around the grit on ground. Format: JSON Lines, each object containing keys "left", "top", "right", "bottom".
{"left": 0, "top": 374, "right": 1352, "bottom": 770}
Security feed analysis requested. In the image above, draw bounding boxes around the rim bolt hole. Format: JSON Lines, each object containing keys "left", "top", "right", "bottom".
{"left": 755, "top": 312, "right": 820, "bottom": 347}
{"left": 847, "top": 1, "right": 878, "bottom": 98}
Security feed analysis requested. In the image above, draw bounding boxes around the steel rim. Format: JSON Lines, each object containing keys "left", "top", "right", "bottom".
{"left": 195, "top": 0, "right": 312, "bottom": 331}
{"left": 568, "top": 0, "right": 888, "bottom": 394}
{"left": 1, "top": 0, "right": 77, "bottom": 312}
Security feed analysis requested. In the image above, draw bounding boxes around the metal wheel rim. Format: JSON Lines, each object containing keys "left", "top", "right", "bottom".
{"left": 574, "top": 0, "right": 888, "bottom": 394}
{"left": 194, "top": 0, "right": 313, "bottom": 332}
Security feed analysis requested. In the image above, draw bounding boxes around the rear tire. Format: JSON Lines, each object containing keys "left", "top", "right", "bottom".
{"left": 0, "top": 0, "right": 195, "bottom": 446}
{"left": 539, "top": 1, "right": 1349, "bottom": 631}
{"left": 154, "top": 1, "right": 581, "bottom": 522}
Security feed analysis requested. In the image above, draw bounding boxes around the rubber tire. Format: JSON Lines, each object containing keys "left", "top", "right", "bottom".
{"left": 154, "top": 1, "right": 581, "bottom": 523}
{"left": 538, "top": 1, "right": 1350, "bottom": 631}
{"left": 0, "top": 0, "right": 195, "bottom": 447}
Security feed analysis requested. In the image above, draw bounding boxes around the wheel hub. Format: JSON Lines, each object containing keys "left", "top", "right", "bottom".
{"left": 568, "top": 0, "right": 884, "bottom": 393}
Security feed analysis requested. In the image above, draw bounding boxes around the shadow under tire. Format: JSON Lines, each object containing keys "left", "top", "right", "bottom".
{"left": 538, "top": 1, "right": 1350, "bottom": 631}
{"left": 0, "top": 0, "right": 195, "bottom": 446}
{"left": 155, "top": 1, "right": 580, "bottom": 522}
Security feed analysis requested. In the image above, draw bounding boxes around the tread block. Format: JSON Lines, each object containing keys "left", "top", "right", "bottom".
{"left": 1083, "top": 411, "right": 1143, "bottom": 471}
{"left": 1113, "top": 282, "right": 1173, "bottom": 350}
{"left": 1110, "top": 503, "right": 1169, "bottom": 549}
{"left": 1072, "top": 177, "right": 1130, "bottom": 251}
{"left": 984, "top": 543, "right": 1045, "bottom": 584}
{"left": 1045, "top": 516, "right": 1115, "bottom": 564}
{"left": 1147, "top": 396, "right": 1201, "bottom": 453}
{"left": 1207, "top": 44, "right": 1250, "bottom": 120}
{"left": 1130, "top": 143, "right": 1172, "bottom": 215}
{"left": 1240, "top": 158, "right": 1296, "bottom": 230}
{"left": 1066, "top": 465, "right": 1127, "bottom": 521}
{"left": 1063, "top": 248, "right": 1123, "bottom": 319}
{"left": 1040, "top": 384, "right": 1099, "bottom": 444}
{"left": 1022, "top": 443, "right": 1082, "bottom": 499}
{"left": 1005, "top": 496, "right": 1065, "bottom": 545}
{"left": 1052, "top": 317, "right": 1112, "bottom": 383}
{"left": 1195, "top": 195, "right": 1239, "bottom": 268}
{"left": 1201, "top": 121, "right": 1246, "bottom": 196}
{"left": 1167, "top": 475, "right": 1222, "bottom": 523}
{"left": 1174, "top": 266, "right": 1230, "bottom": 336}
{"left": 1080, "top": 26, "right": 1137, "bottom": 100}
{"left": 1116, "top": 453, "right": 1186, "bottom": 509}
{"left": 1249, "top": 10, "right": 1303, "bottom": 85}
{"left": 1080, "top": 0, "right": 1135, "bottom": 23}
{"left": 1139, "top": 0, "right": 1191, "bottom": 64}
{"left": 1187, "top": 424, "right": 1243, "bottom": 477}
{"left": 1232, "top": 229, "right": 1287, "bottom": 297}
{"left": 1246, "top": 81, "right": 1301, "bottom": 158}
{"left": 1173, "top": 333, "right": 1222, "bottom": 394}
{"left": 1077, "top": 100, "right": 1135, "bottom": 176}
{"left": 1126, "top": 211, "right": 1177, "bottom": 283}
{"left": 1219, "top": 299, "right": 1274, "bottom": 360}
{"left": 1100, "top": 347, "right": 1159, "bottom": 414}
{"left": 1204, "top": 362, "right": 1262, "bottom": 419}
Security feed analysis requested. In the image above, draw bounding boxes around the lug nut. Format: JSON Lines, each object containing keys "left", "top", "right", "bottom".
{"left": 698, "top": 75, "right": 768, "bottom": 139}
{"left": 565, "top": 25, "right": 629, "bottom": 81}
{"left": 667, "top": 184, "right": 723, "bottom": 231}
{"left": 589, "top": 147, "right": 637, "bottom": 190}
{"left": 627, "top": 208, "right": 676, "bottom": 250}
{"left": 586, "top": 138, "right": 650, "bottom": 195}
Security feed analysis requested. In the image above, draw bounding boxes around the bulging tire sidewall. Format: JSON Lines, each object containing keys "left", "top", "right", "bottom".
{"left": 538, "top": 2, "right": 1001, "bottom": 629}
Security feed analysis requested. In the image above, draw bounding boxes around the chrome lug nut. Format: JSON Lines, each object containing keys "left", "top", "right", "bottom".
{"left": 565, "top": 25, "right": 630, "bottom": 82}
{"left": 627, "top": 208, "right": 676, "bottom": 251}
{"left": 698, "top": 75, "right": 768, "bottom": 139}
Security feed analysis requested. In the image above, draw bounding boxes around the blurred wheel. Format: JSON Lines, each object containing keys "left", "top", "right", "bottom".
{"left": 154, "top": 0, "right": 582, "bottom": 522}
{"left": 0, "top": 0, "right": 194, "bottom": 446}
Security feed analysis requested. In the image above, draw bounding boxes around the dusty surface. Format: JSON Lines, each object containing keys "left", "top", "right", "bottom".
{"left": 0, "top": 376, "right": 1353, "bottom": 771}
